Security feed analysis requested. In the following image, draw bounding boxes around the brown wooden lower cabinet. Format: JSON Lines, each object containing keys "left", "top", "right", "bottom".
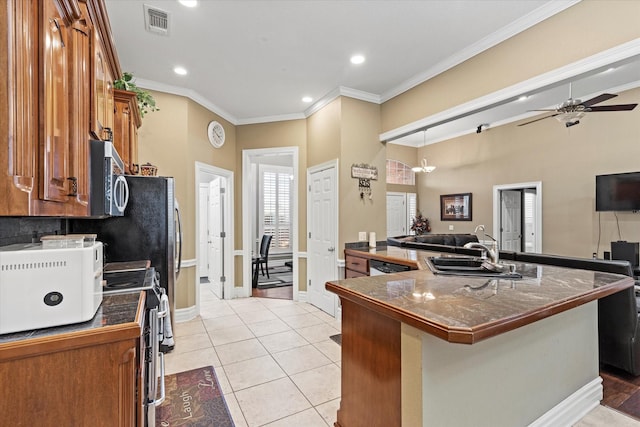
{"left": 344, "top": 254, "right": 369, "bottom": 278}
{"left": 0, "top": 324, "right": 142, "bottom": 426}
{"left": 335, "top": 298, "right": 401, "bottom": 427}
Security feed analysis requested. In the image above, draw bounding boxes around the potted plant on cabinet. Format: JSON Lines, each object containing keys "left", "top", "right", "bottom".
{"left": 113, "top": 72, "right": 159, "bottom": 117}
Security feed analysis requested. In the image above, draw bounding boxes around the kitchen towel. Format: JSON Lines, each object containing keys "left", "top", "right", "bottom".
{"left": 160, "top": 293, "right": 174, "bottom": 352}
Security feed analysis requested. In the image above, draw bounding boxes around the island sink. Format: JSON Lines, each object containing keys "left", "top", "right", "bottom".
{"left": 425, "top": 256, "right": 522, "bottom": 279}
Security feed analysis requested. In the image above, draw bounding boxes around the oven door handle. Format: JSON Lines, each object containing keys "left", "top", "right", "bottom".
{"left": 151, "top": 352, "right": 166, "bottom": 407}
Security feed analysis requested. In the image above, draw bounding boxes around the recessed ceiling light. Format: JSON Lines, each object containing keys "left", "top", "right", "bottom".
{"left": 518, "top": 95, "right": 529, "bottom": 101}
{"left": 302, "top": 96, "right": 313, "bottom": 103}
{"left": 178, "top": 0, "right": 198, "bottom": 7}
{"left": 603, "top": 67, "right": 616, "bottom": 73}
{"left": 174, "top": 66, "right": 188, "bottom": 75}
{"left": 350, "top": 54, "right": 365, "bottom": 65}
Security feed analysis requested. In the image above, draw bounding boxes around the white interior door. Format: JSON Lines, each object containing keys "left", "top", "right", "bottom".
{"left": 308, "top": 164, "right": 337, "bottom": 316}
{"left": 198, "top": 185, "right": 209, "bottom": 277}
{"left": 386, "top": 192, "right": 407, "bottom": 237}
{"left": 500, "top": 190, "right": 522, "bottom": 251}
{"left": 208, "top": 178, "right": 224, "bottom": 298}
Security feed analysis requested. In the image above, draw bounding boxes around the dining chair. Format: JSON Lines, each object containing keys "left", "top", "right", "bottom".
{"left": 253, "top": 234, "right": 273, "bottom": 280}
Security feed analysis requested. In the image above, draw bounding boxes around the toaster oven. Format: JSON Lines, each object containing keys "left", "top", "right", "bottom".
{"left": 0, "top": 242, "right": 103, "bottom": 334}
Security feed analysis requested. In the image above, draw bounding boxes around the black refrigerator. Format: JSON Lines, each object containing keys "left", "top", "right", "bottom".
{"left": 70, "top": 176, "right": 182, "bottom": 322}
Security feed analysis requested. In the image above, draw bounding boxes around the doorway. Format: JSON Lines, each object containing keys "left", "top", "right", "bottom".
{"left": 242, "top": 147, "right": 299, "bottom": 300}
{"left": 493, "top": 181, "right": 542, "bottom": 253}
{"left": 386, "top": 192, "right": 416, "bottom": 237}
{"left": 195, "top": 162, "right": 234, "bottom": 309}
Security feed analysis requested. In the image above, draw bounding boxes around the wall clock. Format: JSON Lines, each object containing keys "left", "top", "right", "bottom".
{"left": 207, "top": 120, "right": 225, "bottom": 148}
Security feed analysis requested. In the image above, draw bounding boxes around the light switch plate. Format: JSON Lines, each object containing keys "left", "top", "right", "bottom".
{"left": 358, "top": 231, "right": 367, "bottom": 241}
{"left": 449, "top": 225, "right": 454, "bottom": 231}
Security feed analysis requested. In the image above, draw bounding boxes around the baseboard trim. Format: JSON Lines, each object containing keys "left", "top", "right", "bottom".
{"left": 529, "top": 376, "right": 602, "bottom": 427}
{"left": 297, "top": 291, "right": 307, "bottom": 302}
{"left": 174, "top": 305, "right": 198, "bottom": 323}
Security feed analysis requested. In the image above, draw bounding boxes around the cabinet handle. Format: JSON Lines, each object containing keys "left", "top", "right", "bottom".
{"left": 67, "top": 177, "right": 78, "bottom": 196}
{"left": 50, "top": 18, "right": 65, "bottom": 48}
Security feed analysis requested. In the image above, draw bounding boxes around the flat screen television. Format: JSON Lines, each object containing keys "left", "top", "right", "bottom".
{"left": 596, "top": 171, "right": 640, "bottom": 211}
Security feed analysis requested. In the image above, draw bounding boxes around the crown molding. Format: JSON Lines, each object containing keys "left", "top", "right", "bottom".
{"left": 135, "top": 78, "right": 239, "bottom": 125}
{"left": 235, "top": 113, "right": 306, "bottom": 126}
{"left": 380, "top": 38, "right": 640, "bottom": 143}
{"left": 380, "top": 0, "right": 581, "bottom": 103}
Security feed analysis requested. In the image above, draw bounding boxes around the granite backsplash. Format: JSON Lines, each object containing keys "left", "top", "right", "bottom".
{"left": 0, "top": 217, "right": 66, "bottom": 247}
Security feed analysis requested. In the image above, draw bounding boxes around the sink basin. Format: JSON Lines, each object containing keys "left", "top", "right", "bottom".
{"left": 429, "top": 257, "right": 484, "bottom": 270}
{"left": 425, "top": 256, "right": 522, "bottom": 279}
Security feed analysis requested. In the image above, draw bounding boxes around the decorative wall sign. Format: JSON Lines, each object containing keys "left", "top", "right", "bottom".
{"left": 351, "top": 164, "right": 378, "bottom": 180}
{"left": 351, "top": 163, "right": 377, "bottom": 200}
{"left": 440, "top": 193, "right": 472, "bottom": 221}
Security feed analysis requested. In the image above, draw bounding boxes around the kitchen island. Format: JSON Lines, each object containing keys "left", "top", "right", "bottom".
{"left": 327, "top": 248, "right": 633, "bottom": 427}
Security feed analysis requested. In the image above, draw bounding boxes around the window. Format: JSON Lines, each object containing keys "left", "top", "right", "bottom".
{"left": 407, "top": 193, "right": 417, "bottom": 235}
{"left": 386, "top": 159, "right": 415, "bottom": 185}
{"left": 260, "top": 165, "right": 292, "bottom": 252}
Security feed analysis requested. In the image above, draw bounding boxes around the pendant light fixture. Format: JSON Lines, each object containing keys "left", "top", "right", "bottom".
{"left": 412, "top": 131, "right": 436, "bottom": 173}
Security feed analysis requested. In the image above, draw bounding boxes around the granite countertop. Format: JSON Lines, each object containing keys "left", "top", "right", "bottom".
{"left": 329, "top": 249, "right": 634, "bottom": 344}
{"left": 0, "top": 292, "right": 143, "bottom": 345}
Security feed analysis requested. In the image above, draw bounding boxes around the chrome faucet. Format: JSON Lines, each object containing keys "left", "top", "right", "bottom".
{"left": 466, "top": 225, "right": 499, "bottom": 263}
{"left": 464, "top": 242, "right": 499, "bottom": 264}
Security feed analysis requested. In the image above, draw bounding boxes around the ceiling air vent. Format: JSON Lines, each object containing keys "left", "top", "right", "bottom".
{"left": 143, "top": 4, "right": 170, "bottom": 36}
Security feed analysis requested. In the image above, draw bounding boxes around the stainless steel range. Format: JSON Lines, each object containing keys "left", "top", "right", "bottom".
{"left": 103, "top": 263, "right": 170, "bottom": 426}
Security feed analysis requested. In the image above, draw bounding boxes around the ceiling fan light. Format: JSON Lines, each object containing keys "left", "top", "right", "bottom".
{"left": 413, "top": 158, "right": 436, "bottom": 173}
{"left": 555, "top": 111, "right": 585, "bottom": 126}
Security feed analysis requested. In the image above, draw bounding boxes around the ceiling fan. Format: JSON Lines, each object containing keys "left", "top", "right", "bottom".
{"left": 518, "top": 83, "right": 638, "bottom": 128}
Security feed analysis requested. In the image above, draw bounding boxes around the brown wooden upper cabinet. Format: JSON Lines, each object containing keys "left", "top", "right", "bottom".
{"left": 0, "top": 0, "right": 121, "bottom": 216}
{"left": 113, "top": 89, "right": 142, "bottom": 175}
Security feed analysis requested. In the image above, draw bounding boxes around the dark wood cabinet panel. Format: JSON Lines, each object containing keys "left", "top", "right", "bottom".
{"left": 0, "top": 0, "right": 120, "bottom": 216}
{"left": 40, "top": 0, "right": 71, "bottom": 203}
{"left": 345, "top": 254, "right": 369, "bottom": 277}
{"left": 69, "top": 6, "right": 92, "bottom": 209}
{"left": 114, "top": 89, "right": 141, "bottom": 174}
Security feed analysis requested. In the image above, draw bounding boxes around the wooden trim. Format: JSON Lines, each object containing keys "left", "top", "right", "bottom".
{"left": 83, "top": 0, "right": 121, "bottom": 78}
{"left": 55, "top": 0, "right": 82, "bottom": 23}
{"left": 114, "top": 88, "right": 142, "bottom": 127}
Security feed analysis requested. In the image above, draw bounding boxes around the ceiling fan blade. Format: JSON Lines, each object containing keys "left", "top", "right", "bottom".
{"left": 518, "top": 113, "right": 560, "bottom": 126}
{"left": 527, "top": 109, "right": 559, "bottom": 112}
{"left": 580, "top": 93, "right": 617, "bottom": 107}
{"left": 588, "top": 103, "right": 637, "bottom": 112}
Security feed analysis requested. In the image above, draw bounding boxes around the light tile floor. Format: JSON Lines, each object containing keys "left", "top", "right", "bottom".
{"left": 166, "top": 282, "right": 640, "bottom": 426}
{"left": 165, "top": 283, "right": 341, "bottom": 426}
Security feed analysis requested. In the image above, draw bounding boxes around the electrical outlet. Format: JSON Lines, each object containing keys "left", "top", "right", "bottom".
{"left": 449, "top": 225, "right": 454, "bottom": 231}
{"left": 358, "top": 231, "right": 367, "bottom": 241}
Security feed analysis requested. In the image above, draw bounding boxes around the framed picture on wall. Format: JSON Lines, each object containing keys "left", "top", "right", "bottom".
{"left": 440, "top": 193, "right": 472, "bottom": 221}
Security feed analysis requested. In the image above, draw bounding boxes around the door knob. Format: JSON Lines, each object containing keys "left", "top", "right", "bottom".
{"left": 328, "top": 247, "right": 335, "bottom": 252}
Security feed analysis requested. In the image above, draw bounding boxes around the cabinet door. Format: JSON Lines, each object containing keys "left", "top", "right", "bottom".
{"left": 40, "top": 0, "right": 70, "bottom": 202}
{"left": 1, "top": 0, "right": 38, "bottom": 215}
{"left": 92, "top": 33, "right": 115, "bottom": 141}
{"left": 113, "top": 98, "right": 131, "bottom": 172}
{"left": 69, "top": 8, "right": 91, "bottom": 208}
